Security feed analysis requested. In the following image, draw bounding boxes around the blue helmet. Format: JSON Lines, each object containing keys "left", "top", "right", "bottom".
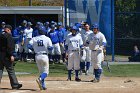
{"left": 92, "top": 23, "right": 99, "bottom": 29}
{"left": 38, "top": 25, "right": 46, "bottom": 35}
{"left": 71, "top": 26, "right": 78, "bottom": 31}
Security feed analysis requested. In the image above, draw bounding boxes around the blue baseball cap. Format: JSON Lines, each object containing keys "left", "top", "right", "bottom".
{"left": 92, "top": 23, "right": 99, "bottom": 29}
{"left": 36, "top": 22, "right": 41, "bottom": 25}
{"left": 51, "top": 25, "right": 55, "bottom": 28}
{"left": 71, "top": 26, "right": 78, "bottom": 31}
{"left": 22, "top": 20, "right": 27, "bottom": 24}
{"left": 1, "top": 22, "right": 6, "bottom": 25}
{"left": 27, "top": 22, "right": 33, "bottom": 26}
{"left": 45, "top": 21, "right": 49, "bottom": 25}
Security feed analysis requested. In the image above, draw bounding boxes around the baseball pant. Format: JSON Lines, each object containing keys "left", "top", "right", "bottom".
{"left": 91, "top": 50, "right": 104, "bottom": 69}
{"left": 35, "top": 54, "right": 49, "bottom": 74}
{"left": 68, "top": 51, "right": 80, "bottom": 70}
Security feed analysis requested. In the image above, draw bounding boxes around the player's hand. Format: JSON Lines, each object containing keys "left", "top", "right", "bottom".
{"left": 10, "top": 56, "right": 15, "bottom": 62}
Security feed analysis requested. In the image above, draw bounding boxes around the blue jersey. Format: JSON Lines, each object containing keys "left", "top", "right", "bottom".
{"left": 12, "top": 27, "right": 21, "bottom": 44}
{"left": 18, "top": 26, "right": 26, "bottom": 42}
{"left": 32, "top": 27, "right": 39, "bottom": 37}
{"left": 48, "top": 30, "right": 59, "bottom": 44}
{"left": 57, "top": 28, "right": 65, "bottom": 43}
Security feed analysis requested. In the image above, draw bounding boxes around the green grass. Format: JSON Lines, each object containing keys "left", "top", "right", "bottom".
{"left": 14, "top": 62, "right": 67, "bottom": 77}
{"left": 14, "top": 62, "right": 140, "bottom": 77}
{"left": 103, "top": 64, "right": 140, "bottom": 77}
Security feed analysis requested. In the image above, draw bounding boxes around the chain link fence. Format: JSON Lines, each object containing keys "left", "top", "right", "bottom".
{"left": 0, "top": 0, "right": 63, "bottom": 6}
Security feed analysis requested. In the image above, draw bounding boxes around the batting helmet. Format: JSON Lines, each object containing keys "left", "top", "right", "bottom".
{"left": 38, "top": 25, "right": 46, "bottom": 35}
{"left": 71, "top": 26, "right": 78, "bottom": 31}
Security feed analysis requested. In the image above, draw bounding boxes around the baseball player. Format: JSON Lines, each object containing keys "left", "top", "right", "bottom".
{"left": 22, "top": 22, "right": 33, "bottom": 62}
{"left": 44, "top": 21, "right": 51, "bottom": 35}
{"left": 80, "top": 23, "right": 93, "bottom": 75}
{"left": 56, "top": 22, "right": 66, "bottom": 63}
{"left": 48, "top": 25, "right": 61, "bottom": 63}
{"left": 32, "top": 22, "right": 41, "bottom": 37}
{"left": 28, "top": 25, "right": 53, "bottom": 90}
{"left": 17, "top": 20, "right": 27, "bottom": 61}
{"left": 65, "top": 26, "right": 83, "bottom": 81}
{"left": 87, "top": 23, "right": 107, "bottom": 83}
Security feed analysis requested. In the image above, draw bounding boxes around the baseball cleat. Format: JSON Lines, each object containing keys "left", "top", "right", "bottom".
{"left": 75, "top": 78, "right": 81, "bottom": 82}
{"left": 12, "top": 84, "right": 22, "bottom": 90}
{"left": 36, "top": 78, "right": 43, "bottom": 90}
{"left": 42, "top": 87, "right": 47, "bottom": 90}
{"left": 90, "top": 78, "right": 100, "bottom": 83}
{"left": 67, "top": 78, "right": 71, "bottom": 81}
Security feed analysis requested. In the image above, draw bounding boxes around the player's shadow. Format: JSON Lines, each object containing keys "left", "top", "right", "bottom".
{"left": 0, "top": 88, "right": 37, "bottom": 91}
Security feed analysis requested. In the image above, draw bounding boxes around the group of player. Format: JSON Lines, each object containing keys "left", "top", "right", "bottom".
{"left": 0, "top": 20, "right": 107, "bottom": 90}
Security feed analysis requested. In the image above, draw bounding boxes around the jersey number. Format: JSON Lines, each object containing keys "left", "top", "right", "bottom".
{"left": 37, "top": 40, "right": 44, "bottom": 46}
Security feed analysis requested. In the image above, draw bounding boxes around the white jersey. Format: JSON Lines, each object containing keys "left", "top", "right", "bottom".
{"left": 29, "top": 35, "right": 52, "bottom": 54}
{"left": 24, "top": 27, "right": 33, "bottom": 39}
{"left": 65, "top": 34, "right": 83, "bottom": 51}
{"left": 81, "top": 30, "right": 93, "bottom": 45}
{"left": 88, "top": 32, "right": 107, "bottom": 50}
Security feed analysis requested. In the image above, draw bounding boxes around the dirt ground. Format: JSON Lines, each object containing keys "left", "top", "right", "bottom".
{"left": 0, "top": 75, "right": 140, "bottom": 93}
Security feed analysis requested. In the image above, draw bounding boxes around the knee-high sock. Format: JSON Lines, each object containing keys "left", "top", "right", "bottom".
{"left": 40, "top": 73, "right": 47, "bottom": 88}
{"left": 80, "top": 62, "right": 85, "bottom": 70}
{"left": 75, "top": 70, "right": 79, "bottom": 78}
{"left": 94, "top": 69, "right": 102, "bottom": 80}
{"left": 40, "top": 73, "right": 47, "bottom": 80}
{"left": 68, "top": 70, "right": 71, "bottom": 79}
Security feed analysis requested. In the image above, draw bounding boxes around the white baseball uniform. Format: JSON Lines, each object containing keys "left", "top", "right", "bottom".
{"left": 87, "top": 32, "right": 107, "bottom": 69}
{"left": 23, "top": 27, "right": 33, "bottom": 53}
{"left": 29, "top": 35, "right": 52, "bottom": 74}
{"left": 81, "top": 30, "right": 93, "bottom": 62}
{"left": 65, "top": 34, "right": 83, "bottom": 70}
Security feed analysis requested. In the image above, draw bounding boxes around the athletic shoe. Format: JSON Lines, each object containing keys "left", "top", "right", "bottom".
{"left": 36, "top": 78, "right": 43, "bottom": 90}
{"left": 12, "top": 84, "right": 22, "bottom": 89}
{"left": 42, "top": 81, "right": 47, "bottom": 90}
{"left": 75, "top": 78, "right": 81, "bottom": 82}
{"left": 90, "top": 78, "right": 100, "bottom": 83}
{"left": 42, "top": 87, "right": 47, "bottom": 90}
{"left": 67, "top": 78, "right": 71, "bottom": 81}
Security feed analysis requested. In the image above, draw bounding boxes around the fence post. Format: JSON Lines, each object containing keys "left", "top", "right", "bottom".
{"left": 64, "top": 0, "right": 67, "bottom": 27}
{"left": 111, "top": 0, "right": 115, "bottom": 62}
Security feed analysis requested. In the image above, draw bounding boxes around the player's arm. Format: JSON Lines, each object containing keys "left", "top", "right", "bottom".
{"left": 79, "top": 36, "right": 84, "bottom": 48}
{"left": 47, "top": 38, "right": 53, "bottom": 51}
{"left": 100, "top": 34, "right": 107, "bottom": 50}
{"left": 64, "top": 36, "right": 69, "bottom": 59}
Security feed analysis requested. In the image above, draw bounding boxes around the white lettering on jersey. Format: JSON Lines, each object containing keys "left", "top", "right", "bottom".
{"left": 65, "top": 34, "right": 83, "bottom": 51}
